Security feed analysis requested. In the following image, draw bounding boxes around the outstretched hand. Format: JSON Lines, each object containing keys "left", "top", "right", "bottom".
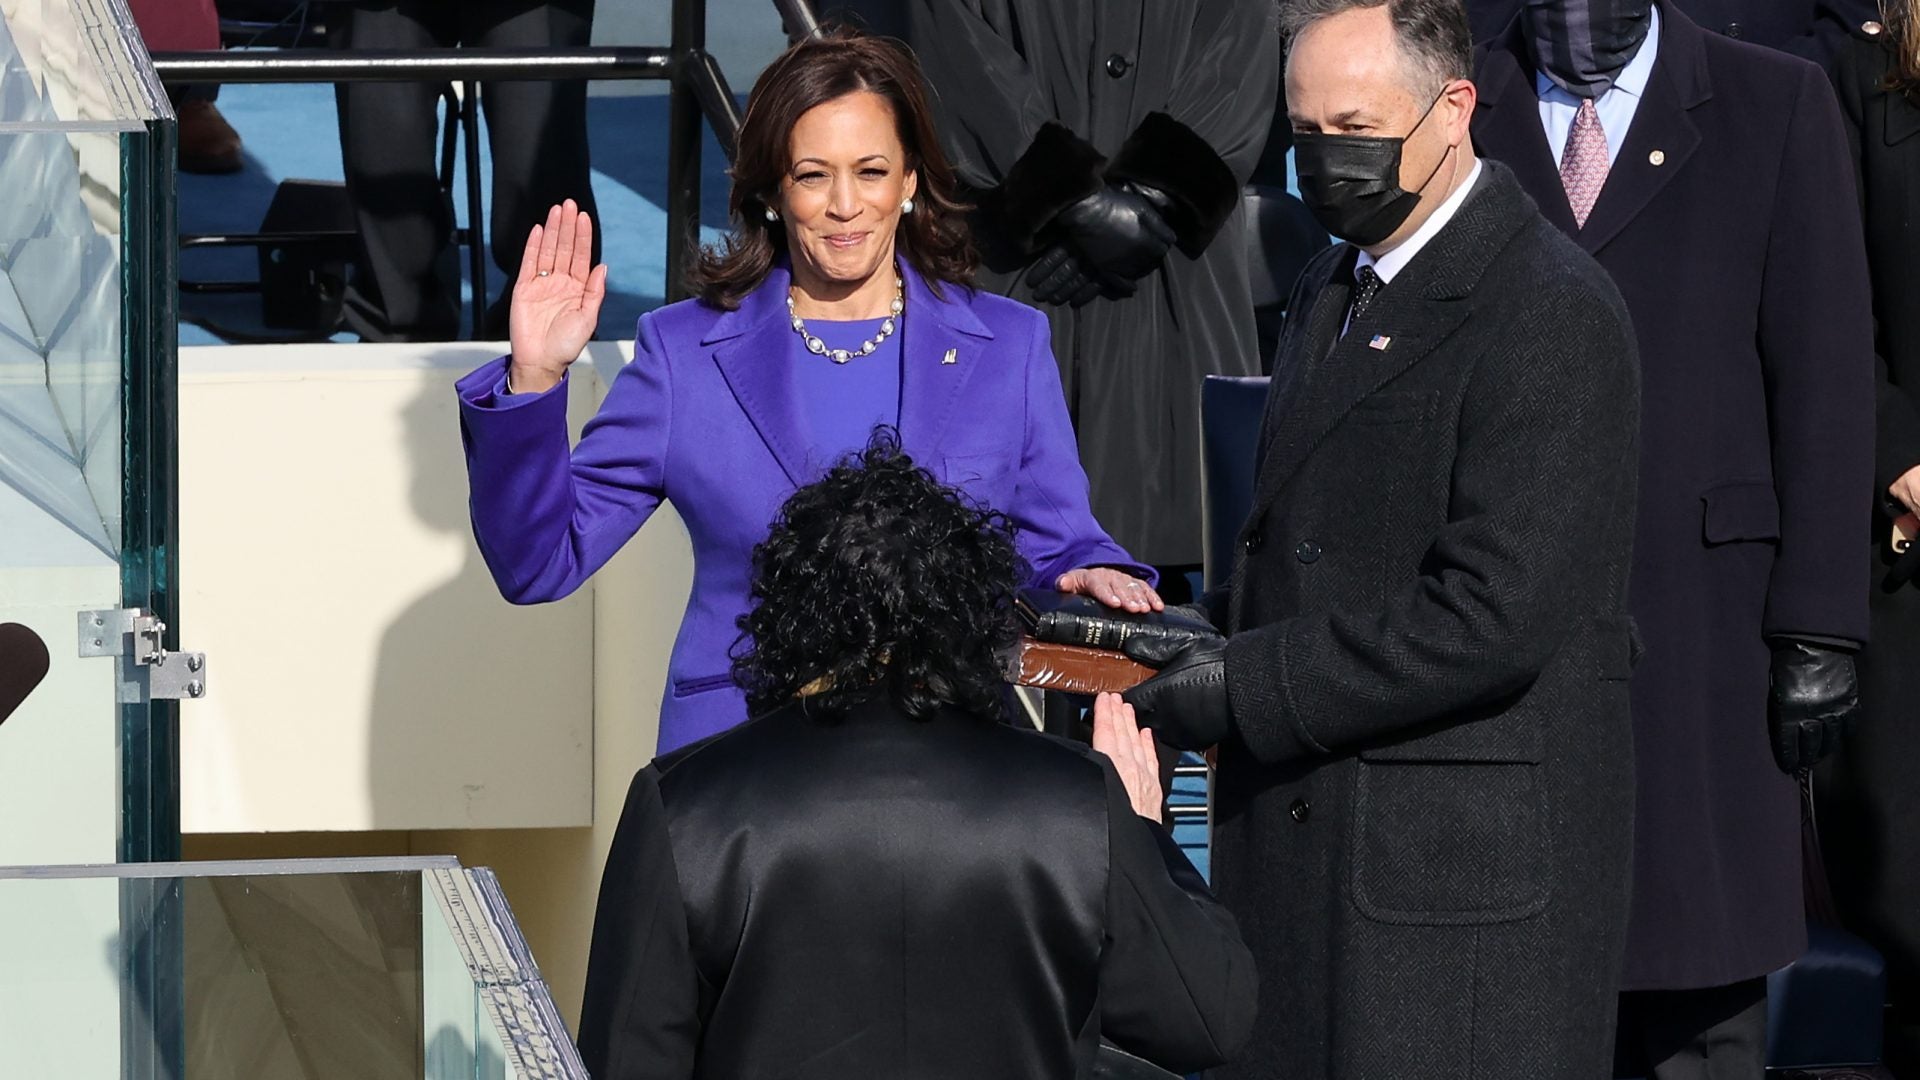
{"left": 507, "top": 199, "right": 609, "bottom": 394}
{"left": 1057, "top": 567, "right": 1164, "bottom": 614}
{"left": 1092, "top": 693, "right": 1162, "bottom": 823}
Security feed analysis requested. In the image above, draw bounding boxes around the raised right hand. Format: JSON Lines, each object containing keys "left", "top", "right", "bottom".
{"left": 1092, "top": 693, "right": 1163, "bottom": 823}
{"left": 508, "top": 199, "right": 609, "bottom": 394}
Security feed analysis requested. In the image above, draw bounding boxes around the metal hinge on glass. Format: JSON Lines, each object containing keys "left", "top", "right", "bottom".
{"left": 76, "top": 609, "right": 208, "bottom": 703}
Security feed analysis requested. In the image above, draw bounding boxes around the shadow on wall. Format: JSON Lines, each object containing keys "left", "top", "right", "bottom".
{"left": 362, "top": 373, "right": 592, "bottom": 837}
{"left": 360, "top": 370, "right": 604, "bottom": 1028}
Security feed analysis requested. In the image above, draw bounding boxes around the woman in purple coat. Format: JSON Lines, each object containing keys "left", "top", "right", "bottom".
{"left": 456, "top": 30, "right": 1158, "bottom": 753}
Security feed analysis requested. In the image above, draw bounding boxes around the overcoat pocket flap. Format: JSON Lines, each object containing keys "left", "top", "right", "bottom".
{"left": 1701, "top": 481, "right": 1780, "bottom": 543}
{"left": 1357, "top": 710, "right": 1542, "bottom": 764}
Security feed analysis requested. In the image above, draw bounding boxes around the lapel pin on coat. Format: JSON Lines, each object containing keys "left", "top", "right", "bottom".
{"left": 1368, "top": 334, "right": 1393, "bottom": 351}
{"left": 942, "top": 347, "right": 958, "bottom": 365}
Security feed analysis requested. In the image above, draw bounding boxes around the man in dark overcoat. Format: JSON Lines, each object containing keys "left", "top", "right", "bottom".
{"left": 1466, "top": 0, "right": 1879, "bottom": 63}
{"left": 825, "top": 0, "right": 1279, "bottom": 576}
{"left": 1122, "top": 1, "right": 1641, "bottom": 1076}
{"left": 1473, "top": 1, "right": 1874, "bottom": 1073}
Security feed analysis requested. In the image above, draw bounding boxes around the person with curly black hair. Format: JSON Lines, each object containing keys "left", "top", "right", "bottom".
{"left": 729, "top": 433, "right": 1026, "bottom": 724}
{"left": 577, "top": 433, "right": 1257, "bottom": 1080}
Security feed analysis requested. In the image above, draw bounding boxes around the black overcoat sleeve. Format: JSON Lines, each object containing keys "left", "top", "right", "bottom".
{"left": 1832, "top": 38, "right": 1920, "bottom": 503}
{"left": 903, "top": 1, "right": 1108, "bottom": 254}
{"left": 577, "top": 766, "right": 702, "bottom": 1080}
{"left": 1095, "top": 761, "right": 1258, "bottom": 1073}
{"left": 1756, "top": 61, "right": 1876, "bottom": 638}
{"left": 1223, "top": 274, "right": 1641, "bottom": 761}
{"left": 1102, "top": 0, "right": 1280, "bottom": 256}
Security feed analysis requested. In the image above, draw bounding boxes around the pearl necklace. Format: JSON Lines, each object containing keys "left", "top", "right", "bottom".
{"left": 786, "top": 278, "right": 905, "bottom": 364}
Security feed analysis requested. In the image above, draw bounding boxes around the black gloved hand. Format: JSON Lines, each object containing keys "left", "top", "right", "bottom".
{"left": 1120, "top": 635, "right": 1232, "bottom": 752}
{"left": 1768, "top": 639, "right": 1860, "bottom": 773}
{"left": 1053, "top": 184, "right": 1178, "bottom": 283}
{"left": 1162, "top": 602, "right": 1218, "bottom": 633}
{"left": 1025, "top": 245, "right": 1133, "bottom": 307}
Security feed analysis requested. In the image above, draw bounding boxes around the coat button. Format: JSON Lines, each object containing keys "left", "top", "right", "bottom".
{"left": 1295, "top": 540, "right": 1322, "bottom": 564}
{"left": 1243, "top": 530, "right": 1265, "bottom": 555}
{"left": 1289, "top": 799, "right": 1311, "bottom": 823}
{"left": 1106, "top": 53, "right": 1132, "bottom": 78}
{"left": 1724, "top": 21, "right": 1743, "bottom": 38}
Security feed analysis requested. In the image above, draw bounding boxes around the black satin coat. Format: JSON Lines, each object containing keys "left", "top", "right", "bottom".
{"left": 1473, "top": 2, "right": 1876, "bottom": 990}
{"left": 577, "top": 700, "right": 1257, "bottom": 1079}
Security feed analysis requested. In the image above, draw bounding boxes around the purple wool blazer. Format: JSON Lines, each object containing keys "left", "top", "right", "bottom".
{"left": 457, "top": 263, "right": 1150, "bottom": 752}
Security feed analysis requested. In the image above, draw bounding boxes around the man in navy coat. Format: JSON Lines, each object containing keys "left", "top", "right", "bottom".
{"left": 1473, "top": 1, "right": 1873, "bottom": 1075}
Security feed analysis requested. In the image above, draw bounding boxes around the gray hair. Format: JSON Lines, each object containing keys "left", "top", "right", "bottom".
{"left": 1279, "top": 0, "right": 1473, "bottom": 95}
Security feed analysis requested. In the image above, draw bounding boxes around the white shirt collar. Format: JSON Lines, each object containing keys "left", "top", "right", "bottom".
{"left": 1356, "top": 158, "right": 1484, "bottom": 284}
{"left": 1533, "top": 5, "right": 1662, "bottom": 106}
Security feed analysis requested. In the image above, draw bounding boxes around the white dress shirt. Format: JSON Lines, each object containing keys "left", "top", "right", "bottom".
{"left": 1342, "top": 157, "right": 1485, "bottom": 335}
{"left": 1355, "top": 158, "right": 1485, "bottom": 287}
{"left": 1535, "top": 5, "right": 1662, "bottom": 167}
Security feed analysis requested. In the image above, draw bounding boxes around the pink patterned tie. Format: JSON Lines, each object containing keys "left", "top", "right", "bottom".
{"left": 1561, "top": 99, "right": 1609, "bottom": 229}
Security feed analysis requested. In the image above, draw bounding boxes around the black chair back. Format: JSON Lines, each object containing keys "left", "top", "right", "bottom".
{"left": 1200, "top": 375, "right": 1272, "bottom": 594}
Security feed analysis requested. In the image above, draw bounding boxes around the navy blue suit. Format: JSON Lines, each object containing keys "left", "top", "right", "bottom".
{"left": 1474, "top": 1, "right": 1875, "bottom": 991}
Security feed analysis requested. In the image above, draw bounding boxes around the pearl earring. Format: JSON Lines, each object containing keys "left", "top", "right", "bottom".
{"left": 764, "top": 206, "right": 779, "bottom": 222}
{"left": 901, "top": 198, "right": 915, "bottom": 215}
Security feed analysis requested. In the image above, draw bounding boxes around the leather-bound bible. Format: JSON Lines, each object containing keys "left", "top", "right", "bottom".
{"left": 1006, "top": 638, "right": 1156, "bottom": 695}
{"left": 1016, "top": 589, "right": 1217, "bottom": 652}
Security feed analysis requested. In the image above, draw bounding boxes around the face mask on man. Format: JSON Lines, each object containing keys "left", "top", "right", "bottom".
{"left": 1522, "top": 0, "right": 1654, "bottom": 99}
{"left": 1292, "top": 88, "right": 1454, "bottom": 248}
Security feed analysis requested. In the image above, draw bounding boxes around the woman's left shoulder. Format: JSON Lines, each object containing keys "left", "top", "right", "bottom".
{"left": 935, "top": 284, "right": 1048, "bottom": 342}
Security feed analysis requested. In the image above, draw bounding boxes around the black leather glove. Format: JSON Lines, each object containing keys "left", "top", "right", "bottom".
{"left": 1162, "top": 602, "right": 1218, "bottom": 633}
{"left": 1025, "top": 245, "right": 1130, "bottom": 307}
{"left": 1768, "top": 639, "right": 1860, "bottom": 773}
{"left": 1120, "top": 635, "right": 1232, "bottom": 751}
{"left": 1053, "top": 184, "right": 1177, "bottom": 282}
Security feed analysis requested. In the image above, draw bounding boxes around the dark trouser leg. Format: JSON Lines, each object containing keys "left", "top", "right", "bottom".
{"left": 466, "top": 0, "right": 599, "bottom": 336}
{"left": 1614, "top": 978, "right": 1768, "bottom": 1080}
{"left": 333, "top": 1, "right": 462, "bottom": 341}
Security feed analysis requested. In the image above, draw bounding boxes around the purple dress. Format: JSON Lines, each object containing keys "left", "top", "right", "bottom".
{"left": 786, "top": 316, "right": 903, "bottom": 469}
{"left": 456, "top": 263, "right": 1151, "bottom": 752}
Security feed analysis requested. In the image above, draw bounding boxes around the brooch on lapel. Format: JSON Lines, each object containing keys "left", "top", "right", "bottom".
{"left": 942, "top": 348, "right": 958, "bottom": 365}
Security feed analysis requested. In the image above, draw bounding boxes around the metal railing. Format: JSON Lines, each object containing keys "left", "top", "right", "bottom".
{"left": 153, "top": 0, "right": 744, "bottom": 339}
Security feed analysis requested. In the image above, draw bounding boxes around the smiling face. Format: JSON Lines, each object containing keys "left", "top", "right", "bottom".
{"left": 774, "top": 90, "right": 919, "bottom": 304}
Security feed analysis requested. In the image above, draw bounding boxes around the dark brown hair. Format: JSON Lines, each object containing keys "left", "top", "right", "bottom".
{"left": 1883, "top": 0, "right": 1920, "bottom": 98}
{"left": 1280, "top": 0, "right": 1473, "bottom": 94}
{"left": 688, "top": 28, "right": 977, "bottom": 310}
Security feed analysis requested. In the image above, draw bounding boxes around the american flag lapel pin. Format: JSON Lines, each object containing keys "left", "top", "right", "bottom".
{"left": 1368, "top": 334, "right": 1392, "bottom": 351}
{"left": 942, "top": 347, "right": 958, "bottom": 365}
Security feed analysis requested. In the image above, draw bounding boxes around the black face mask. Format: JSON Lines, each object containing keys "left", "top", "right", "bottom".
{"left": 1523, "top": 0, "right": 1653, "bottom": 99}
{"left": 1292, "top": 90, "right": 1453, "bottom": 248}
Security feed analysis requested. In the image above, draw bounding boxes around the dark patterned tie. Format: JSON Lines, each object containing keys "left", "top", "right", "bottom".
{"left": 1350, "top": 265, "right": 1384, "bottom": 324}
